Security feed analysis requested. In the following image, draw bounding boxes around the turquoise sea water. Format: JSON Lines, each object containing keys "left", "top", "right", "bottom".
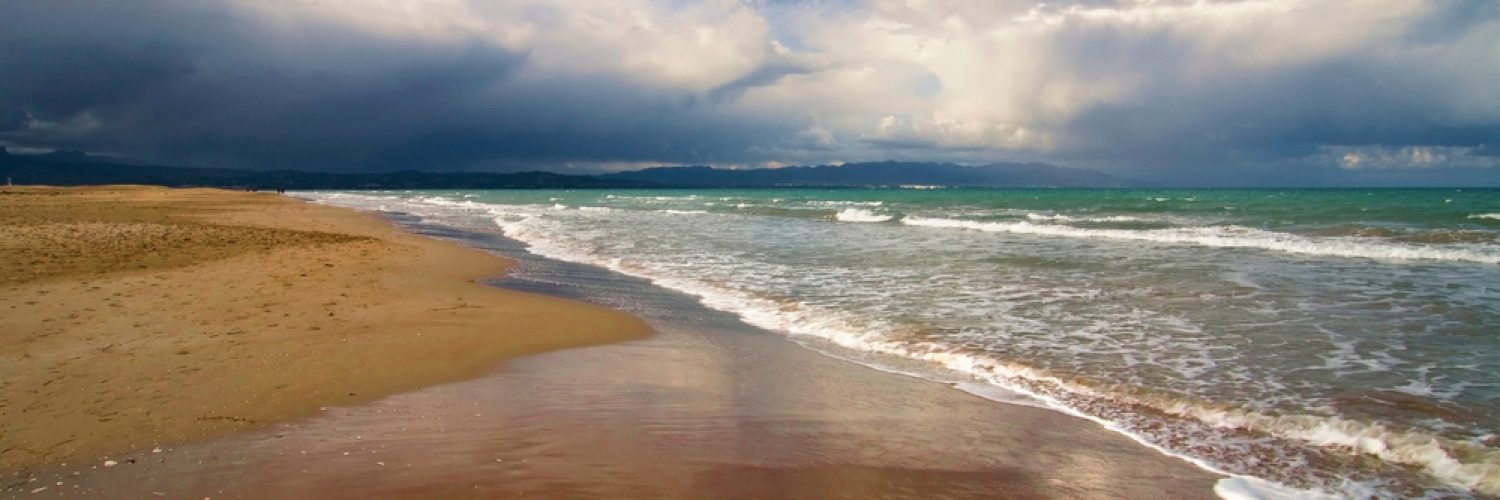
{"left": 304, "top": 188, "right": 1500, "bottom": 497}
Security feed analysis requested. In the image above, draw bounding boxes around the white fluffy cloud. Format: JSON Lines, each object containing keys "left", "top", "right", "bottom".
{"left": 728, "top": 0, "right": 1494, "bottom": 165}
{"left": 235, "top": 0, "right": 776, "bottom": 92}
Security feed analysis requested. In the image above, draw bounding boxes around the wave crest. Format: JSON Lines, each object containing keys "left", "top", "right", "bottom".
{"left": 1025, "top": 212, "right": 1147, "bottom": 223}
{"left": 902, "top": 217, "right": 1499, "bottom": 264}
{"left": 835, "top": 208, "right": 893, "bottom": 223}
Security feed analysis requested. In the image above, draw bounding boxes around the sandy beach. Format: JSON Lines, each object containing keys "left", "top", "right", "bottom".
{"left": 0, "top": 186, "right": 650, "bottom": 473}
{"left": 3, "top": 207, "right": 1223, "bottom": 498}
{"left": 1, "top": 186, "right": 1228, "bottom": 498}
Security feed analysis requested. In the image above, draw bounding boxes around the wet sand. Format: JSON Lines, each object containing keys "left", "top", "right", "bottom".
{"left": 4, "top": 215, "right": 1224, "bottom": 498}
{"left": 0, "top": 186, "right": 649, "bottom": 473}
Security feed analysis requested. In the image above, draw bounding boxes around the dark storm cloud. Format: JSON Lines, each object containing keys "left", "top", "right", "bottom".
{"left": 0, "top": 1, "right": 790, "bottom": 171}
{"left": 1006, "top": 0, "right": 1500, "bottom": 184}
{"left": 1061, "top": 55, "right": 1500, "bottom": 165}
{"left": 0, "top": 0, "right": 1495, "bottom": 184}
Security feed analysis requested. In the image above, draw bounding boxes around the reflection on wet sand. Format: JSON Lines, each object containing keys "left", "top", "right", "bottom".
{"left": 35, "top": 326, "right": 1218, "bottom": 499}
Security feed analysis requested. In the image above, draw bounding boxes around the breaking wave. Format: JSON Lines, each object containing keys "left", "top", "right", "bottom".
{"left": 834, "top": 208, "right": 893, "bottom": 223}
{"left": 902, "top": 217, "right": 1499, "bottom": 264}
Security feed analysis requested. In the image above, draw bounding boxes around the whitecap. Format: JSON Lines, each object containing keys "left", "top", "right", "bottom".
{"left": 901, "top": 217, "right": 1499, "bottom": 264}
{"left": 1025, "top": 212, "right": 1145, "bottom": 223}
{"left": 834, "top": 208, "right": 893, "bottom": 223}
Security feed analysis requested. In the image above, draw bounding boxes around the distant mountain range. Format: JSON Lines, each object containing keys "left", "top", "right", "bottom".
{"left": 0, "top": 149, "right": 655, "bottom": 190}
{"left": 0, "top": 148, "right": 1130, "bottom": 189}
{"left": 601, "top": 162, "right": 1128, "bottom": 187}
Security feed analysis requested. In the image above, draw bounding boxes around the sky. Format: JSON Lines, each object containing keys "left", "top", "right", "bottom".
{"left": 1, "top": 0, "right": 1497, "bottom": 185}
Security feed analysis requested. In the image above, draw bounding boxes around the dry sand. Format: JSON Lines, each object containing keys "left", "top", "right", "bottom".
{"left": 0, "top": 186, "right": 650, "bottom": 472}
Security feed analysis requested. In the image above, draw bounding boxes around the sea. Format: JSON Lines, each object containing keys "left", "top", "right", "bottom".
{"left": 299, "top": 188, "right": 1500, "bottom": 498}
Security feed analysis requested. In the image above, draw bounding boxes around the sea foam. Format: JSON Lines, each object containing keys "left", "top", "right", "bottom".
{"left": 901, "top": 217, "right": 1499, "bottom": 264}
{"left": 486, "top": 210, "right": 1492, "bottom": 497}
{"left": 300, "top": 192, "right": 1500, "bottom": 498}
{"left": 834, "top": 208, "right": 893, "bottom": 223}
{"left": 1215, "top": 476, "right": 1342, "bottom": 500}
{"left": 1025, "top": 212, "right": 1144, "bottom": 223}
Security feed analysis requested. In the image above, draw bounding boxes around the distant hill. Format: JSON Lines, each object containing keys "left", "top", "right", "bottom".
{"left": 599, "top": 161, "right": 1130, "bottom": 187}
{"left": 0, "top": 150, "right": 658, "bottom": 189}
{"left": 1, "top": 149, "right": 1129, "bottom": 189}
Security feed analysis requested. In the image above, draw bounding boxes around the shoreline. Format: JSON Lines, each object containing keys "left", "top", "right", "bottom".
{"left": 0, "top": 186, "right": 652, "bottom": 473}
{"left": 310, "top": 189, "right": 1500, "bottom": 498}
{"left": 379, "top": 196, "right": 1252, "bottom": 490}
{"left": 7, "top": 206, "right": 1226, "bottom": 498}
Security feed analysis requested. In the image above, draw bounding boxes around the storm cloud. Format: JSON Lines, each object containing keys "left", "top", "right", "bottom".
{"left": 1, "top": 0, "right": 1496, "bottom": 184}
